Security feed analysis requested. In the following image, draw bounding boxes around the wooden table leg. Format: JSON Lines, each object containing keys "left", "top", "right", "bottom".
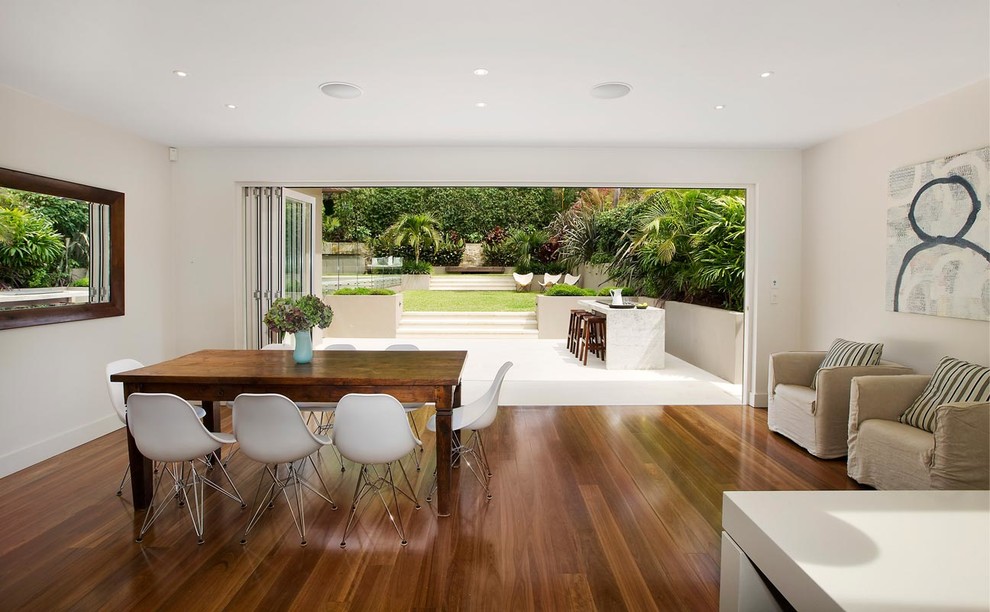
{"left": 202, "top": 400, "right": 220, "bottom": 432}
{"left": 452, "top": 383, "right": 462, "bottom": 467}
{"left": 435, "top": 384, "right": 455, "bottom": 517}
{"left": 126, "top": 419, "right": 154, "bottom": 510}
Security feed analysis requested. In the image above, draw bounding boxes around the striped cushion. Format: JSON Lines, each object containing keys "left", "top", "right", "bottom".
{"left": 810, "top": 338, "right": 884, "bottom": 390}
{"left": 899, "top": 357, "right": 990, "bottom": 433}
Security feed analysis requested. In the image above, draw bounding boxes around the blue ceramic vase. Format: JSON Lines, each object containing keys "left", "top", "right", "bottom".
{"left": 293, "top": 329, "right": 313, "bottom": 364}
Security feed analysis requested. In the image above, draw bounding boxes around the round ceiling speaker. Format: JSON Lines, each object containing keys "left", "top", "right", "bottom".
{"left": 590, "top": 82, "right": 632, "bottom": 99}
{"left": 319, "top": 82, "right": 363, "bottom": 99}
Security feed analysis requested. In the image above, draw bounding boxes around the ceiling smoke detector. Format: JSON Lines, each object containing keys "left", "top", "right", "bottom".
{"left": 320, "top": 82, "right": 363, "bottom": 99}
{"left": 590, "top": 82, "right": 631, "bottom": 99}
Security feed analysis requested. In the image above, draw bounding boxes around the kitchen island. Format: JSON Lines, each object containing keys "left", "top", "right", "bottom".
{"left": 579, "top": 300, "right": 665, "bottom": 370}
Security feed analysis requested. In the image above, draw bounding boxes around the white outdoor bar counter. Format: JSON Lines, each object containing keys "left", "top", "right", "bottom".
{"left": 579, "top": 299, "right": 665, "bottom": 370}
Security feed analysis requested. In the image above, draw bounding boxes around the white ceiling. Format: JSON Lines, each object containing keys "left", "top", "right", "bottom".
{"left": 1, "top": 0, "right": 987, "bottom": 149}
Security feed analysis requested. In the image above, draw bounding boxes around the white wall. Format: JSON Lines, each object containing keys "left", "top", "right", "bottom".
{"left": 171, "top": 146, "right": 804, "bottom": 405}
{"left": 802, "top": 80, "right": 990, "bottom": 373}
{"left": 0, "top": 86, "right": 172, "bottom": 477}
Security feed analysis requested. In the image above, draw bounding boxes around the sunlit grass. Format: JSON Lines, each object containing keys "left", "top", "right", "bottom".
{"left": 402, "top": 290, "right": 537, "bottom": 312}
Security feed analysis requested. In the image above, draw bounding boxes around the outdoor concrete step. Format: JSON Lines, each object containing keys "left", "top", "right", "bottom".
{"left": 396, "top": 327, "right": 539, "bottom": 339}
{"left": 398, "top": 310, "right": 537, "bottom": 338}
{"left": 399, "top": 319, "right": 537, "bottom": 328}
{"left": 428, "top": 275, "right": 516, "bottom": 291}
{"left": 401, "top": 311, "right": 536, "bottom": 319}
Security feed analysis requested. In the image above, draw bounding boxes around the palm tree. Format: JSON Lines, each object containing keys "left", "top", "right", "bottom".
{"left": 386, "top": 212, "right": 441, "bottom": 263}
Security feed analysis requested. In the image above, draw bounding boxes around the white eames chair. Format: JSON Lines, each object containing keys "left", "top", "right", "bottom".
{"left": 106, "top": 359, "right": 207, "bottom": 497}
{"left": 426, "top": 361, "right": 513, "bottom": 502}
{"left": 333, "top": 393, "right": 421, "bottom": 548}
{"left": 233, "top": 393, "right": 338, "bottom": 546}
{"left": 126, "top": 393, "right": 244, "bottom": 544}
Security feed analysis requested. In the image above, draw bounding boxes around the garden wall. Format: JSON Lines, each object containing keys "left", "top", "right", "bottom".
{"left": 323, "top": 293, "right": 402, "bottom": 338}
{"left": 578, "top": 264, "right": 611, "bottom": 290}
{"left": 664, "top": 301, "right": 743, "bottom": 384}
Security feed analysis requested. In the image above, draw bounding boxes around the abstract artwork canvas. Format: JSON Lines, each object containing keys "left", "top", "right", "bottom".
{"left": 886, "top": 146, "right": 990, "bottom": 321}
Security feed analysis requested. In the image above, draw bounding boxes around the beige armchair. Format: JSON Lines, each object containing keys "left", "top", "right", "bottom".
{"left": 848, "top": 375, "right": 990, "bottom": 490}
{"left": 768, "top": 351, "right": 912, "bottom": 458}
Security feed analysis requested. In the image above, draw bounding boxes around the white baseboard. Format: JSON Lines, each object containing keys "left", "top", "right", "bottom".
{"left": 750, "top": 392, "right": 768, "bottom": 408}
{"left": 0, "top": 414, "right": 122, "bottom": 479}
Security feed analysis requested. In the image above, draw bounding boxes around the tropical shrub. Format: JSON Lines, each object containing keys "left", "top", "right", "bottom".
{"left": 482, "top": 241, "right": 516, "bottom": 267}
{"left": 431, "top": 238, "right": 465, "bottom": 266}
{"left": 544, "top": 284, "right": 595, "bottom": 296}
{"left": 71, "top": 276, "right": 89, "bottom": 287}
{"left": 612, "top": 190, "right": 746, "bottom": 311}
{"left": 481, "top": 226, "right": 515, "bottom": 266}
{"left": 507, "top": 228, "right": 547, "bottom": 268}
{"left": 0, "top": 207, "right": 66, "bottom": 288}
{"left": 401, "top": 259, "right": 433, "bottom": 274}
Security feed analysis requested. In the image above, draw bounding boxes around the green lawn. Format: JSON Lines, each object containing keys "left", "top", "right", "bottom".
{"left": 402, "top": 290, "right": 537, "bottom": 312}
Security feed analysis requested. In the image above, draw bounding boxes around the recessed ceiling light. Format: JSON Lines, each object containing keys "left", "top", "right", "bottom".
{"left": 760, "top": 71, "right": 774, "bottom": 78}
{"left": 225, "top": 104, "right": 237, "bottom": 109}
{"left": 714, "top": 104, "right": 726, "bottom": 110}
{"left": 172, "top": 70, "right": 188, "bottom": 77}
{"left": 319, "top": 82, "right": 363, "bottom": 99}
{"left": 475, "top": 102, "right": 487, "bottom": 108}
{"left": 590, "top": 82, "right": 631, "bottom": 99}
{"left": 473, "top": 68, "right": 489, "bottom": 76}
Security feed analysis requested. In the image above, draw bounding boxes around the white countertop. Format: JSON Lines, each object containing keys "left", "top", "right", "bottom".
{"left": 579, "top": 299, "right": 661, "bottom": 313}
{"left": 722, "top": 490, "right": 990, "bottom": 611}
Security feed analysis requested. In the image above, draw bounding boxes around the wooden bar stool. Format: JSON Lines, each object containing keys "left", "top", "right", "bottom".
{"left": 579, "top": 315, "right": 606, "bottom": 365}
{"left": 567, "top": 309, "right": 589, "bottom": 354}
{"left": 570, "top": 310, "right": 595, "bottom": 357}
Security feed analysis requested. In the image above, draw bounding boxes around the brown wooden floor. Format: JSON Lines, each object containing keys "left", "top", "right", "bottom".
{"left": 0, "top": 405, "right": 861, "bottom": 611}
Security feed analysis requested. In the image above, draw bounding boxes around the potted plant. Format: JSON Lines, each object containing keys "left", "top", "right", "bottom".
{"left": 263, "top": 295, "right": 333, "bottom": 364}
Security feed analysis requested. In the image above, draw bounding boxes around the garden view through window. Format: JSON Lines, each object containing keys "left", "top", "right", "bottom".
{"left": 0, "top": 184, "right": 112, "bottom": 311}
{"left": 320, "top": 186, "right": 746, "bottom": 312}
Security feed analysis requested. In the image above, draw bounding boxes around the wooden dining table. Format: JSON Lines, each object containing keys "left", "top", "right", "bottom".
{"left": 111, "top": 349, "right": 467, "bottom": 517}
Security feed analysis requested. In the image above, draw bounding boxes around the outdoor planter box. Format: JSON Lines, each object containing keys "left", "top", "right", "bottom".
{"left": 323, "top": 293, "right": 403, "bottom": 338}
{"left": 664, "top": 301, "right": 743, "bottom": 384}
{"left": 401, "top": 275, "right": 431, "bottom": 291}
{"left": 537, "top": 295, "right": 590, "bottom": 339}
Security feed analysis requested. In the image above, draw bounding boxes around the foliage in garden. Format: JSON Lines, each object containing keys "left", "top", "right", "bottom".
{"left": 0, "top": 188, "right": 90, "bottom": 289}
{"left": 601, "top": 190, "right": 746, "bottom": 311}
{"left": 324, "top": 187, "right": 573, "bottom": 241}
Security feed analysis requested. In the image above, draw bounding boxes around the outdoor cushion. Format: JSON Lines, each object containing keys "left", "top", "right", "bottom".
{"left": 900, "top": 356, "right": 990, "bottom": 433}
{"left": 811, "top": 338, "right": 883, "bottom": 390}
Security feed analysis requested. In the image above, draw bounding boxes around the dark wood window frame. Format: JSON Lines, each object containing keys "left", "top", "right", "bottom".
{"left": 0, "top": 167, "right": 124, "bottom": 330}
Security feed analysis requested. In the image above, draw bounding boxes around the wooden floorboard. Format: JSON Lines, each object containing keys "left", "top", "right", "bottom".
{"left": 0, "top": 405, "right": 861, "bottom": 610}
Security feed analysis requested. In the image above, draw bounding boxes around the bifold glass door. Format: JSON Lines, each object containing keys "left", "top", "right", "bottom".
{"left": 244, "top": 187, "right": 317, "bottom": 348}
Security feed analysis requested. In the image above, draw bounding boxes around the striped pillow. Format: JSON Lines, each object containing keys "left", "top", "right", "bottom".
{"left": 899, "top": 357, "right": 990, "bottom": 433}
{"left": 811, "top": 338, "right": 884, "bottom": 390}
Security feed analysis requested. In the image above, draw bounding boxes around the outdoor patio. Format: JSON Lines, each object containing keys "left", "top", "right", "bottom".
{"left": 316, "top": 336, "right": 743, "bottom": 406}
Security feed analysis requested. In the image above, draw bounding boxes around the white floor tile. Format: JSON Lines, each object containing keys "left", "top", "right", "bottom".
{"left": 319, "top": 337, "right": 743, "bottom": 406}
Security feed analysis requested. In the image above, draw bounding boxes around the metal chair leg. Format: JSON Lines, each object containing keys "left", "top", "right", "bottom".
{"left": 240, "top": 459, "right": 336, "bottom": 547}
{"left": 116, "top": 463, "right": 130, "bottom": 496}
{"left": 339, "top": 462, "right": 416, "bottom": 548}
